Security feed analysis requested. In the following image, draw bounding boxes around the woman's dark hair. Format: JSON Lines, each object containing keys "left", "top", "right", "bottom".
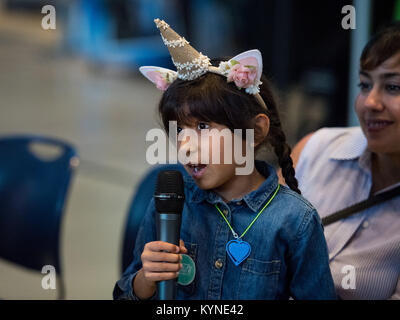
{"left": 158, "top": 59, "right": 301, "bottom": 194}
{"left": 360, "top": 21, "right": 400, "bottom": 70}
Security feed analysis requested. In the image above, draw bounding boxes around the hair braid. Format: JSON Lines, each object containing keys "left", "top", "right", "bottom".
{"left": 269, "top": 124, "right": 301, "bottom": 194}
{"left": 258, "top": 78, "right": 301, "bottom": 194}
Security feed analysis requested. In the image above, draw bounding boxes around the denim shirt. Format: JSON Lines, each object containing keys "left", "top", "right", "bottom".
{"left": 113, "top": 161, "right": 336, "bottom": 300}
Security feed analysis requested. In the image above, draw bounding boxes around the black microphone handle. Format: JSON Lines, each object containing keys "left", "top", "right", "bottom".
{"left": 156, "top": 213, "right": 182, "bottom": 300}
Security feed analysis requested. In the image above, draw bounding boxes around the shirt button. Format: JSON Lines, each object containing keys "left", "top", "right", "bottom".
{"left": 222, "top": 209, "right": 228, "bottom": 216}
{"left": 215, "top": 259, "right": 223, "bottom": 269}
{"left": 362, "top": 220, "right": 369, "bottom": 228}
{"left": 236, "top": 201, "right": 242, "bottom": 206}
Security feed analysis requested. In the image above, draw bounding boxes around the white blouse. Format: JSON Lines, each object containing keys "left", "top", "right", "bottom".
{"left": 295, "top": 127, "right": 400, "bottom": 300}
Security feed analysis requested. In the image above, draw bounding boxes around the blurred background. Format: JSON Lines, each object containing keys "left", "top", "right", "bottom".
{"left": 0, "top": 0, "right": 398, "bottom": 299}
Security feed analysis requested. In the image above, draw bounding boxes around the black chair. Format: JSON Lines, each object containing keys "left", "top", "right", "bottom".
{"left": 121, "top": 163, "right": 188, "bottom": 273}
{"left": 0, "top": 135, "right": 79, "bottom": 299}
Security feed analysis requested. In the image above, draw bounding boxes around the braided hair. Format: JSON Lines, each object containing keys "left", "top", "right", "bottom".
{"left": 259, "top": 77, "right": 301, "bottom": 194}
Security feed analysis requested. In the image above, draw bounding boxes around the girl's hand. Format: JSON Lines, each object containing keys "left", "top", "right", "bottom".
{"left": 140, "top": 239, "right": 188, "bottom": 284}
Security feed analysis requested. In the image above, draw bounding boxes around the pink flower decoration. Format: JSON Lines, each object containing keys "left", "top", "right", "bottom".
{"left": 227, "top": 63, "right": 257, "bottom": 89}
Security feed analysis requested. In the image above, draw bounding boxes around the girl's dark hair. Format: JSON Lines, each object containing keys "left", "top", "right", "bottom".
{"left": 360, "top": 21, "right": 400, "bottom": 70}
{"left": 158, "top": 59, "right": 301, "bottom": 194}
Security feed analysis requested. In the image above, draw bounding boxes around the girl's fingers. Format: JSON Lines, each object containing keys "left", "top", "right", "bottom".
{"left": 144, "top": 271, "right": 179, "bottom": 282}
{"left": 143, "top": 261, "right": 182, "bottom": 272}
{"left": 146, "top": 241, "right": 179, "bottom": 253}
{"left": 142, "top": 250, "right": 181, "bottom": 263}
{"left": 179, "top": 239, "right": 188, "bottom": 254}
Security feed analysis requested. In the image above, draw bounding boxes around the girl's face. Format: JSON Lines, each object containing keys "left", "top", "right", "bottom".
{"left": 176, "top": 119, "right": 245, "bottom": 190}
{"left": 356, "top": 52, "right": 400, "bottom": 155}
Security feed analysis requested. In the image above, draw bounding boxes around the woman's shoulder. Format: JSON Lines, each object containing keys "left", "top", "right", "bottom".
{"left": 303, "top": 127, "right": 362, "bottom": 152}
{"left": 304, "top": 126, "right": 362, "bottom": 153}
{"left": 296, "top": 127, "right": 364, "bottom": 168}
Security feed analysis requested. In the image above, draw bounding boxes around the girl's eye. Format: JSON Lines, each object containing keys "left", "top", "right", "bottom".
{"left": 385, "top": 84, "right": 400, "bottom": 94}
{"left": 358, "top": 82, "right": 372, "bottom": 92}
{"left": 197, "top": 122, "right": 210, "bottom": 130}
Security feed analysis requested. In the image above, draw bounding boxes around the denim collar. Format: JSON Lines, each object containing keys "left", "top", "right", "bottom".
{"left": 186, "top": 160, "right": 279, "bottom": 213}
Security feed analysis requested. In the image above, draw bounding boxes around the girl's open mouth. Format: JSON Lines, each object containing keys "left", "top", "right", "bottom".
{"left": 187, "top": 164, "right": 208, "bottom": 179}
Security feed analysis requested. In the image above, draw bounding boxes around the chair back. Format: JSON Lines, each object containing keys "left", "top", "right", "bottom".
{"left": 0, "top": 135, "right": 78, "bottom": 274}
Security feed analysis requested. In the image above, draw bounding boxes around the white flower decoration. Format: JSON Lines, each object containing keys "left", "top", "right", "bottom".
{"left": 165, "top": 71, "right": 178, "bottom": 83}
{"left": 218, "top": 61, "right": 231, "bottom": 76}
{"left": 245, "top": 80, "right": 262, "bottom": 94}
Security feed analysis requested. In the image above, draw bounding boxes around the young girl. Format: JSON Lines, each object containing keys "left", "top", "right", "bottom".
{"left": 113, "top": 19, "right": 336, "bottom": 300}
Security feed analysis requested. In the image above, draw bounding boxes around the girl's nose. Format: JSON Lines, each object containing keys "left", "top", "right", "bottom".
{"left": 179, "top": 130, "right": 199, "bottom": 159}
{"left": 181, "top": 141, "right": 196, "bottom": 157}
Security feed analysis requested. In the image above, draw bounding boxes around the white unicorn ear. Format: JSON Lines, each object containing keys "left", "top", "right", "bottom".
{"left": 139, "top": 66, "right": 178, "bottom": 91}
{"left": 228, "top": 49, "right": 263, "bottom": 83}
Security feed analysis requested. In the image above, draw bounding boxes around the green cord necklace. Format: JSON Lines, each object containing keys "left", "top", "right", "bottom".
{"left": 215, "top": 184, "right": 280, "bottom": 266}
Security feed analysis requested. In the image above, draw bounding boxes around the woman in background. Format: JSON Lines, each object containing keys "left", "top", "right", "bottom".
{"left": 288, "top": 22, "right": 400, "bottom": 299}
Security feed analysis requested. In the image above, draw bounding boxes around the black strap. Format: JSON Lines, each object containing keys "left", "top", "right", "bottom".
{"left": 322, "top": 184, "right": 400, "bottom": 226}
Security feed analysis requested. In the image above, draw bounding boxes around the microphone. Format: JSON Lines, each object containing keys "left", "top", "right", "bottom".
{"left": 154, "top": 170, "right": 185, "bottom": 300}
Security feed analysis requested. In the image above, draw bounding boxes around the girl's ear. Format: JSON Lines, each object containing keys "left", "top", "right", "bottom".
{"left": 253, "top": 113, "right": 270, "bottom": 147}
{"left": 139, "top": 66, "right": 177, "bottom": 91}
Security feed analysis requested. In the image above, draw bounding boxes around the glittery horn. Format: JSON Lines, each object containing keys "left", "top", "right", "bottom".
{"left": 154, "top": 18, "right": 211, "bottom": 81}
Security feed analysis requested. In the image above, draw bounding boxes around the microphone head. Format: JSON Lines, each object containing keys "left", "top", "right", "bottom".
{"left": 154, "top": 170, "right": 185, "bottom": 213}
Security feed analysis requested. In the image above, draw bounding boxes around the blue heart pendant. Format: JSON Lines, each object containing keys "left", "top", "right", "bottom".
{"left": 226, "top": 239, "right": 251, "bottom": 266}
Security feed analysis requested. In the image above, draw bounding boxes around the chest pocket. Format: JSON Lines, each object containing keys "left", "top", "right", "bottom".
{"left": 177, "top": 242, "right": 198, "bottom": 298}
{"left": 237, "top": 258, "right": 280, "bottom": 299}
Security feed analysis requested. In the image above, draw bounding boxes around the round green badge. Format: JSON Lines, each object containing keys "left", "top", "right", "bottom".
{"left": 178, "top": 254, "right": 196, "bottom": 286}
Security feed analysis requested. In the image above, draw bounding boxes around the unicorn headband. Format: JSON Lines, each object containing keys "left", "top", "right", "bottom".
{"left": 139, "top": 18, "right": 268, "bottom": 110}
